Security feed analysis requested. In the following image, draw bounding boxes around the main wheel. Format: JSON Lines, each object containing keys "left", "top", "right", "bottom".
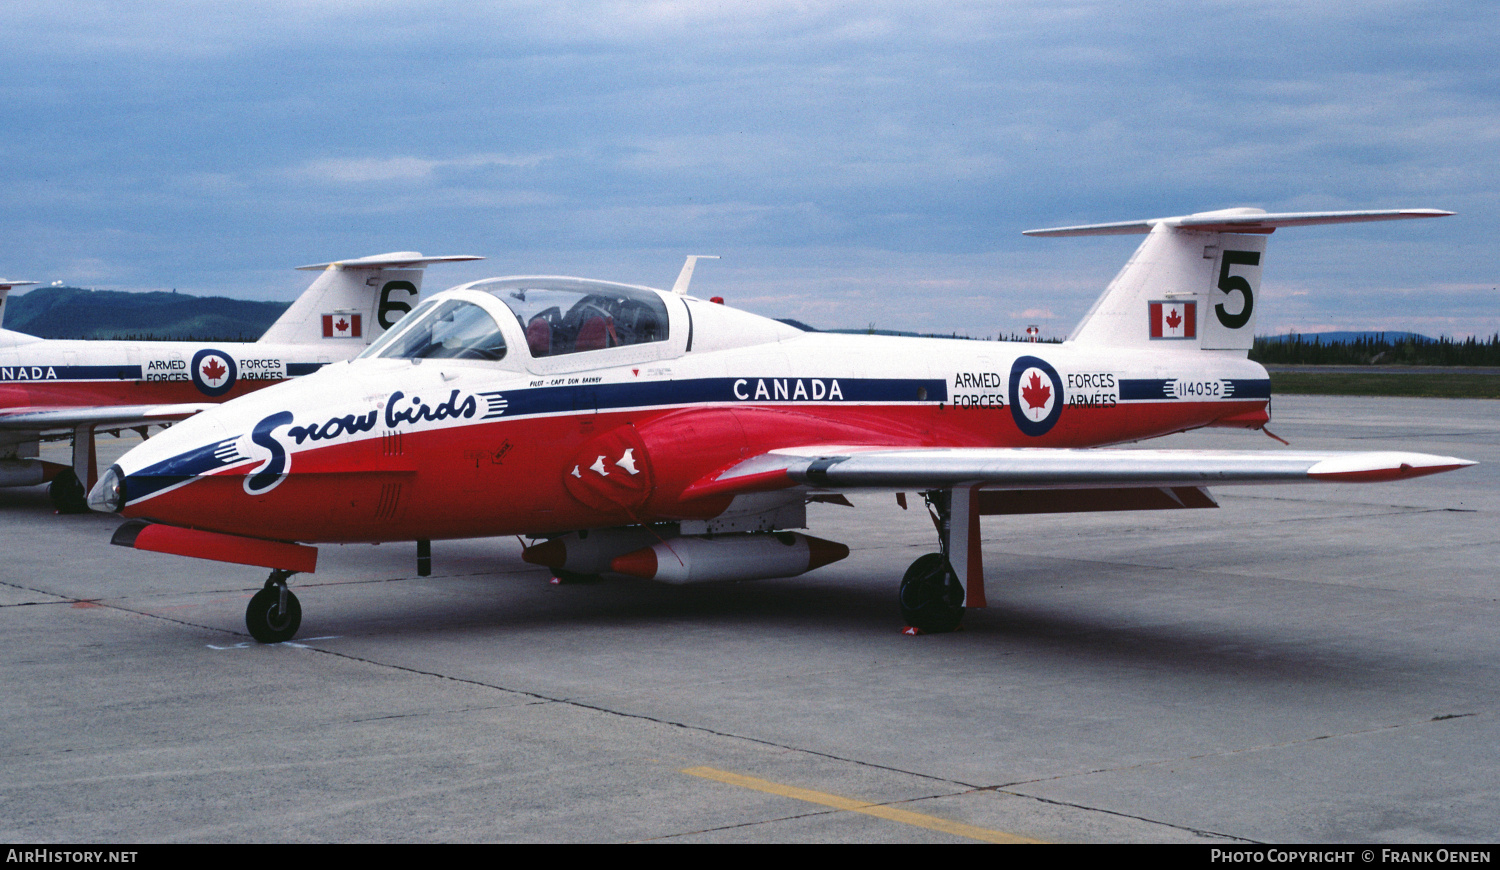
{"left": 898, "top": 553, "right": 965, "bottom": 634}
{"left": 246, "top": 586, "right": 302, "bottom": 643}
{"left": 49, "top": 469, "right": 89, "bottom": 514}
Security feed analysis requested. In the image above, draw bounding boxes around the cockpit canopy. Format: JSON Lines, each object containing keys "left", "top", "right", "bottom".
{"left": 359, "top": 278, "right": 672, "bottom": 364}
{"left": 478, "top": 279, "right": 670, "bottom": 358}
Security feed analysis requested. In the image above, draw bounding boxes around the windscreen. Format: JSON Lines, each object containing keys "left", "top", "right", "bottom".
{"left": 359, "top": 298, "right": 508, "bottom": 361}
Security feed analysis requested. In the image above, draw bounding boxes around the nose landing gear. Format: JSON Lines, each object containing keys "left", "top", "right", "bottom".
{"left": 246, "top": 569, "right": 302, "bottom": 643}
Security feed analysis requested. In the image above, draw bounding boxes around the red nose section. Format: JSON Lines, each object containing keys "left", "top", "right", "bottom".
{"left": 610, "top": 546, "right": 659, "bottom": 579}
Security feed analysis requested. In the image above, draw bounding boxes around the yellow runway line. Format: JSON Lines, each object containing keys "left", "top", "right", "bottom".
{"left": 683, "top": 766, "right": 1042, "bottom": 844}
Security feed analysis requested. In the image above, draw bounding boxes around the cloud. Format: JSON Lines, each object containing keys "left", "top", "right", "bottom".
{"left": 286, "top": 153, "right": 549, "bottom": 185}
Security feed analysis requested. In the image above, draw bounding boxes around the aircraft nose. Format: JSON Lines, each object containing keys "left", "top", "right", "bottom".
{"left": 91, "top": 410, "right": 238, "bottom": 518}
{"left": 87, "top": 464, "right": 125, "bottom": 513}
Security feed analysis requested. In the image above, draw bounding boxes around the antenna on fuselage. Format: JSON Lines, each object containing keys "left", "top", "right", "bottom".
{"left": 672, "top": 255, "right": 720, "bottom": 295}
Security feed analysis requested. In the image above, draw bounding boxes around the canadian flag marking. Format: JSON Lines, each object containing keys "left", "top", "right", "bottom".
{"left": 1149, "top": 301, "right": 1196, "bottom": 340}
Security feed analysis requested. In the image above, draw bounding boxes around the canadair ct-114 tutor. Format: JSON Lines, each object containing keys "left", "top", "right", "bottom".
{"left": 89, "top": 208, "right": 1473, "bottom": 642}
{"left": 0, "top": 252, "right": 478, "bottom": 511}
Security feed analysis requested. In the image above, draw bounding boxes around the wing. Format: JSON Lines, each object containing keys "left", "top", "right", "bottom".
{"left": 681, "top": 445, "right": 1476, "bottom": 503}
{"left": 0, "top": 403, "right": 213, "bottom": 434}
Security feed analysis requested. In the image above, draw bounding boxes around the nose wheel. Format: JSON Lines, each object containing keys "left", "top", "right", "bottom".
{"left": 246, "top": 570, "right": 302, "bottom": 643}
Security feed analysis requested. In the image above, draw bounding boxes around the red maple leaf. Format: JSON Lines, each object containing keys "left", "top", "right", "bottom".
{"left": 335, "top": 318, "right": 349, "bottom": 333}
{"left": 1165, "top": 307, "right": 1182, "bottom": 330}
{"left": 1021, "top": 371, "right": 1051, "bottom": 410}
{"left": 201, "top": 358, "right": 227, "bottom": 382}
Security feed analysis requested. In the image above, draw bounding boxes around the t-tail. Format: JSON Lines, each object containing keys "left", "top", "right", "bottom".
{"left": 0, "top": 279, "right": 38, "bottom": 341}
{"left": 258, "top": 252, "right": 482, "bottom": 347}
{"left": 1025, "top": 208, "right": 1452, "bottom": 354}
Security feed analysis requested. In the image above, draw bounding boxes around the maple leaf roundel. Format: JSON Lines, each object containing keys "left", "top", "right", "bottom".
{"left": 1008, "top": 355, "right": 1063, "bottom": 437}
{"left": 191, "top": 348, "right": 238, "bottom": 397}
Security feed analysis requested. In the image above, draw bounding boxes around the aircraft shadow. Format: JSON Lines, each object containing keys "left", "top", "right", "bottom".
{"left": 295, "top": 563, "right": 1423, "bottom": 692}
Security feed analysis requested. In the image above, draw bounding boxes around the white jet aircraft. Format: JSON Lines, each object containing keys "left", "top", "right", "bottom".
{"left": 89, "top": 208, "right": 1473, "bottom": 641}
{"left": 1, "top": 252, "right": 478, "bottom": 511}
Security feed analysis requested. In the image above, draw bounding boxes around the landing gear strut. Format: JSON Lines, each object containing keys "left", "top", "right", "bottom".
{"left": 54, "top": 422, "right": 99, "bottom": 514}
{"left": 246, "top": 569, "right": 301, "bottom": 643}
{"left": 898, "top": 490, "right": 966, "bottom": 634}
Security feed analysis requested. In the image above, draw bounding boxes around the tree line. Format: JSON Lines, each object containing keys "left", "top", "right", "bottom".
{"left": 1251, "top": 334, "right": 1500, "bottom": 367}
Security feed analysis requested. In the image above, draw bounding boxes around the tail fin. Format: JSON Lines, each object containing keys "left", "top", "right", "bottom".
{"left": 1026, "top": 208, "right": 1451, "bottom": 353}
{"left": 257, "top": 252, "right": 482, "bottom": 348}
{"left": 0, "top": 280, "right": 38, "bottom": 330}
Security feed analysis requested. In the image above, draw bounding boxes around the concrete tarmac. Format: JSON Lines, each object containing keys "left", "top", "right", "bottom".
{"left": 1, "top": 395, "right": 1495, "bottom": 843}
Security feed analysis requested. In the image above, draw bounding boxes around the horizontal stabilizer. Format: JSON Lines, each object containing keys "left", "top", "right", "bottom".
{"left": 296, "top": 252, "right": 483, "bottom": 271}
{"left": 1024, "top": 208, "right": 1452, "bottom": 237}
{"left": 263, "top": 251, "right": 479, "bottom": 348}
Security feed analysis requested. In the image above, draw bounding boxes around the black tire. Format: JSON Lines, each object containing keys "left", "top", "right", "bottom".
{"left": 49, "top": 469, "right": 89, "bottom": 514}
{"left": 246, "top": 586, "right": 302, "bottom": 643}
{"left": 898, "top": 553, "right": 965, "bottom": 634}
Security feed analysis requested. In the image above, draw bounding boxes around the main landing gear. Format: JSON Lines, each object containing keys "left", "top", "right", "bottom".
{"left": 898, "top": 490, "right": 967, "bottom": 634}
{"left": 49, "top": 469, "right": 89, "bottom": 514}
{"left": 246, "top": 569, "right": 302, "bottom": 643}
{"left": 899, "top": 552, "right": 965, "bottom": 634}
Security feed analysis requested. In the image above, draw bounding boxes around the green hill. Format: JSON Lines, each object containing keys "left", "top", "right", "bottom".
{"left": 3, "top": 286, "right": 289, "bottom": 341}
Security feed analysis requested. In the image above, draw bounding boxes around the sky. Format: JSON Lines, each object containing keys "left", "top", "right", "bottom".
{"left": 2, "top": 1, "right": 1496, "bottom": 339}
